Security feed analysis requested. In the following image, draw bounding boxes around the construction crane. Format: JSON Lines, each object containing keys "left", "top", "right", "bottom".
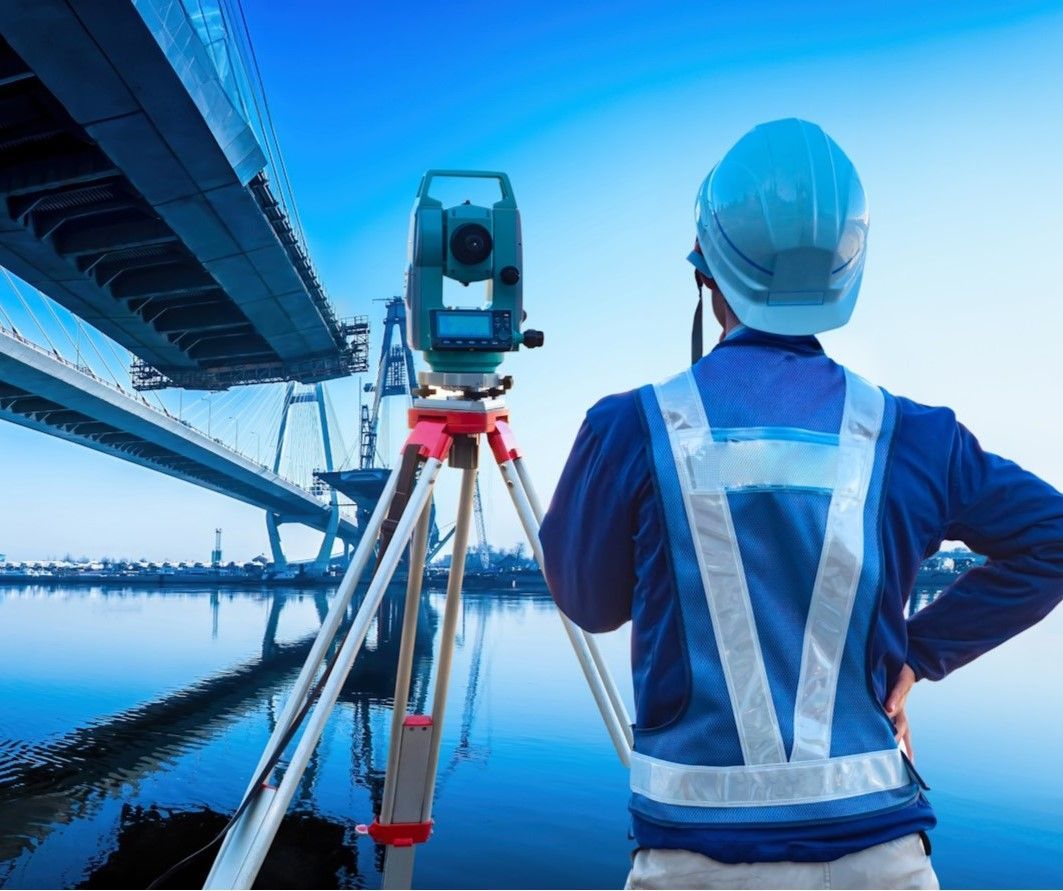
{"left": 472, "top": 479, "right": 490, "bottom": 570}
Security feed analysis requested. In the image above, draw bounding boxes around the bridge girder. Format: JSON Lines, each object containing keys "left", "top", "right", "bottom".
{"left": 0, "top": 328, "right": 357, "bottom": 541}
{"left": 0, "top": 9, "right": 367, "bottom": 390}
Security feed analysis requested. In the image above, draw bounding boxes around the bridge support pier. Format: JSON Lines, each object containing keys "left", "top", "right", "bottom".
{"left": 267, "top": 382, "right": 341, "bottom": 575}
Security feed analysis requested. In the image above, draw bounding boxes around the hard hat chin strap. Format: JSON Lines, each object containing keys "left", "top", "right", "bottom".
{"left": 688, "top": 242, "right": 711, "bottom": 365}
{"left": 691, "top": 283, "right": 704, "bottom": 366}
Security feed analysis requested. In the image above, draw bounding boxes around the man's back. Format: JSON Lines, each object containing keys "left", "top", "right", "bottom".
{"left": 540, "top": 326, "right": 1063, "bottom": 863}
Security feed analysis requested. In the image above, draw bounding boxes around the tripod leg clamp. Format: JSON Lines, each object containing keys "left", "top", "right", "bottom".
{"left": 407, "top": 417, "right": 453, "bottom": 461}
{"left": 487, "top": 419, "right": 522, "bottom": 464}
{"left": 357, "top": 818, "right": 434, "bottom": 848}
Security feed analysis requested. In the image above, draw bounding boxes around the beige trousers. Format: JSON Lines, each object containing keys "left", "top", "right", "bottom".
{"left": 625, "top": 833, "right": 940, "bottom": 890}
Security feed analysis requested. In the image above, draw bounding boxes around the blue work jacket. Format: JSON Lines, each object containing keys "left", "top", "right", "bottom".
{"left": 539, "top": 326, "right": 1063, "bottom": 863}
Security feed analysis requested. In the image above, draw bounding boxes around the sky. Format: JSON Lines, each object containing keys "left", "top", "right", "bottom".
{"left": 1, "top": 0, "right": 1062, "bottom": 561}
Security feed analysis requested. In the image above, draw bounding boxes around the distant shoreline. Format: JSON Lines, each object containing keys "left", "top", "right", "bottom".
{"left": 0, "top": 567, "right": 550, "bottom": 593}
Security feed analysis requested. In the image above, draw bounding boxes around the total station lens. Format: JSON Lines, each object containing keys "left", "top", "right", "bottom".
{"left": 450, "top": 223, "right": 493, "bottom": 265}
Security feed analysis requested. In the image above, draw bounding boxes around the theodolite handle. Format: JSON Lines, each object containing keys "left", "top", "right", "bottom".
{"left": 416, "top": 169, "right": 516, "bottom": 206}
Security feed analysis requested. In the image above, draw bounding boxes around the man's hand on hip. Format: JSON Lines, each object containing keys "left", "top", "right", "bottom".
{"left": 886, "top": 664, "right": 918, "bottom": 761}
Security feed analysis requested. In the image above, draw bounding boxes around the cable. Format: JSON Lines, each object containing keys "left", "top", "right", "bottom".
{"left": 32, "top": 288, "right": 178, "bottom": 417}
{"left": 338, "top": 375, "right": 364, "bottom": 471}
{"left": 234, "top": 385, "right": 279, "bottom": 457}
{"left": 228, "top": 393, "right": 261, "bottom": 458}
{"left": 322, "top": 384, "right": 348, "bottom": 470}
{"left": 63, "top": 309, "right": 123, "bottom": 388}
{"left": 226, "top": 0, "right": 308, "bottom": 251}
{"left": 267, "top": 390, "right": 288, "bottom": 475}
{"left": 295, "top": 398, "right": 314, "bottom": 487}
{"left": 33, "top": 286, "right": 82, "bottom": 360}
{"left": 4, "top": 270, "right": 61, "bottom": 356}
{"left": 184, "top": 388, "right": 242, "bottom": 429}
{"left": 227, "top": 385, "right": 266, "bottom": 449}
{"left": 214, "top": 0, "right": 280, "bottom": 180}
{"left": 0, "top": 298, "right": 19, "bottom": 334}
{"left": 61, "top": 312, "right": 133, "bottom": 393}
{"left": 262, "top": 387, "right": 285, "bottom": 469}
{"left": 98, "top": 333, "right": 169, "bottom": 413}
{"left": 215, "top": 385, "right": 257, "bottom": 442}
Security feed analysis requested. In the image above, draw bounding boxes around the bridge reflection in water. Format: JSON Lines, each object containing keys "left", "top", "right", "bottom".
{"left": 0, "top": 580, "right": 518, "bottom": 888}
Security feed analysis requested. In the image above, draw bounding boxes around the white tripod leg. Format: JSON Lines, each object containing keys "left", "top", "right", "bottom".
{"left": 418, "top": 465, "right": 477, "bottom": 821}
{"left": 512, "top": 457, "right": 634, "bottom": 750}
{"left": 497, "top": 457, "right": 633, "bottom": 766}
{"left": 206, "top": 466, "right": 401, "bottom": 885}
{"left": 204, "top": 457, "right": 445, "bottom": 890}
{"left": 379, "top": 464, "right": 478, "bottom": 890}
{"left": 377, "top": 496, "right": 433, "bottom": 891}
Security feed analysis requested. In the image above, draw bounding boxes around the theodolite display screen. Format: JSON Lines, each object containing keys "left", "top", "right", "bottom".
{"left": 435, "top": 311, "right": 492, "bottom": 338}
{"left": 430, "top": 309, "right": 512, "bottom": 350}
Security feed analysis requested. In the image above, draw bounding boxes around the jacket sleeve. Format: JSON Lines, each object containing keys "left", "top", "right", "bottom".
{"left": 905, "top": 418, "right": 1063, "bottom": 681}
{"left": 539, "top": 395, "right": 645, "bottom": 633}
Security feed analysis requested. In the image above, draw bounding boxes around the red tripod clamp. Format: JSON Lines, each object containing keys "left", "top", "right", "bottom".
{"left": 356, "top": 818, "right": 434, "bottom": 848}
{"left": 403, "top": 404, "right": 522, "bottom": 466}
{"left": 487, "top": 418, "right": 522, "bottom": 465}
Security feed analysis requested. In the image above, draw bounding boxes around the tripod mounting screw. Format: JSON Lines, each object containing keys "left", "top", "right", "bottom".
{"left": 522, "top": 329, "right": 545, "bottom": 348}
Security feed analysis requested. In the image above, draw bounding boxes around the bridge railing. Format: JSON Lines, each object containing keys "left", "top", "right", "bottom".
{"left": 0, "top": 315, "right": 162, "bottom": 410}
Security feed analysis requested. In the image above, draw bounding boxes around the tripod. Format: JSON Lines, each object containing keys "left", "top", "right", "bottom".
{"left": 204, "top": 377, "right": 633, "bottom": 889}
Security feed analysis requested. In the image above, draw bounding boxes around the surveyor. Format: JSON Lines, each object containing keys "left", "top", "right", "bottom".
{"left": 540, "top": 118, "right": 1063, "bottom": 890}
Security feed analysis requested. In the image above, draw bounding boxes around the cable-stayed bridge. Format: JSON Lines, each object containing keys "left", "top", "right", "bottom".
{"left": 0, "top": 0, "right": 378, "bottom": 570}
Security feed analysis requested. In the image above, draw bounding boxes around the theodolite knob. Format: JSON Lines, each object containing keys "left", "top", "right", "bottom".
{"left": 522, "top": 329, "right": 545, "bottom": 348}
{"left": 500, "top": 265, "right": 520, "bottom": 286}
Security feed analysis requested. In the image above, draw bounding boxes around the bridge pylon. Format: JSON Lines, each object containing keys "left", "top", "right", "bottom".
{"left": 267, "top": 382, "right": 342, "bottom": 575}
{"left": 360, "top": 297, "right": 417, "bottom": 471}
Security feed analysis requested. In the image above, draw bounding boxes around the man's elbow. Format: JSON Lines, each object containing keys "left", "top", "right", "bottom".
{"left": 540, "top": 517, "right": 633, "bottom": 633}
{"left": 1033, "top": 528, "right": 1063, "bottom": 578}
{"left": 552, "top": 592, "right": 628, "bottom": 634}
{"left": 544, "top": 564, "right": 629, "bottom": 634}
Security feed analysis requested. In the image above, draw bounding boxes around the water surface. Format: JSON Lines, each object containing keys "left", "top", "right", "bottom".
{"left": 0, "top": 583, "right": 1060, "bottom": 888}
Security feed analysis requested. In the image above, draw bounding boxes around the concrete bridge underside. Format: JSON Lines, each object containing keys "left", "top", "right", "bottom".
{"left": 0, "top": 0, "right": 367, "bottom": 390}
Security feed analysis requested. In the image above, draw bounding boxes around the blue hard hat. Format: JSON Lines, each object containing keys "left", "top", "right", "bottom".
{"left": 688, "top": 119, "right": 868, "bottom": 336}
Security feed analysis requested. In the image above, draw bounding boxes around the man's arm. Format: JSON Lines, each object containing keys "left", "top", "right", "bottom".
{"left": 905, "top": 419, "right": 1063, "bottom": 681}
{"left": 539, "top": 394, "right": 646, "bottom": 633}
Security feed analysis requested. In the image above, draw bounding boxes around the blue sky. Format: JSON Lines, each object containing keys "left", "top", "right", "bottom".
{"left": 2, "top": 0, "right": 1062, "bottom": 560}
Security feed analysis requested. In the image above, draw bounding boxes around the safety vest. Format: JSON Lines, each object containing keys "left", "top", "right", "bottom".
{"left": 633, "top": 367, "right": 922, "bottom": 827}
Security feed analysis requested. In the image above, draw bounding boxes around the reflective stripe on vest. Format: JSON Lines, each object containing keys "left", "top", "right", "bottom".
{"left": 636, "top": 367, "right": 904, "bottom": 807}
{"left": 631, "top": 747, "right": 909, "bottom": 807}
